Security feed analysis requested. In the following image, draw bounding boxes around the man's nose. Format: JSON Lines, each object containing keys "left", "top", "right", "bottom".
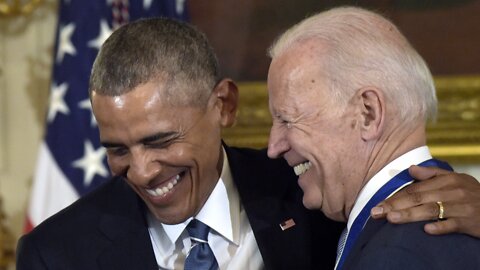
{"left": 127, "top": 150, "right": 161, "bottom": 183}
{"left": 267, "top": 126, "right": 289, "bottom": 159}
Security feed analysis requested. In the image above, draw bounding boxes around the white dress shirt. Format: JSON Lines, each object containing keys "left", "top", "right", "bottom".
{"left": 147, "top": 148, "right": 264, "bottom": 270}
{"left": 347, "top": 146, "right": 432, "bottom": 231}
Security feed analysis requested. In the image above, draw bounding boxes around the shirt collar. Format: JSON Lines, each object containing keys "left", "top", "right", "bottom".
{"left": 148, "top": 147, "right": 240, "bottom": 250}
{"left": 195, "top": 147, "right": 239, "bottom": 245}
{"left": 347, "top": 146, "right": 432, "bottom": 230}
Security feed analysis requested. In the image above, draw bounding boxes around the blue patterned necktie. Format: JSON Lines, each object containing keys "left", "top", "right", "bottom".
{"left": 184, "top": 219, "right": 219, "bottom": 270}
{"left": 336, "top": 227, "right": 348, "bottom": 266}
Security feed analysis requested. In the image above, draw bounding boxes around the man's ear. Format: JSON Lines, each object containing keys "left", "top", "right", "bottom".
{"left": 356, "top": 87, "right": 385, "bottom": 141}
{"left": 211, "top": 78, "right": 239, "bottom": 127}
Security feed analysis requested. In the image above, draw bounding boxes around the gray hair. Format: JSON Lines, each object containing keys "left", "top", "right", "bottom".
{"left": 89, "top": 17, "right": 219, "bottom": 107}
{"left": 268, "top": 6, "right": 437, "bottom": 123}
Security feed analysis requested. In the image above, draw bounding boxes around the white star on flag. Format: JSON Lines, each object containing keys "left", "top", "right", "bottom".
{"left": 144, "top": 0, "right": 152, "bottom": 10}
{"left": 78, "top": 99, "right": 97, "bottom": 127}
{"left": 48, "top": 82, "right": 70, "bottom": 122}
{"left": 72, "top": 140, "right": 109, "bottom": 186}
{"left": 87, "top": 20, "right": 113, "bottom": 50}
{"left": 176, "top": 0, "right": 186, "bottom": 14}
{"left": 56, "top": 23, "right": 77, "bottom": 63}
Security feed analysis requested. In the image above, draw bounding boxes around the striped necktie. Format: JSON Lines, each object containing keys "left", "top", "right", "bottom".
{"left": 336, "top": 227, "right": 348, "bottom": 266}
{"left": 184, "top": 219, "right": 218, "bottom": 270}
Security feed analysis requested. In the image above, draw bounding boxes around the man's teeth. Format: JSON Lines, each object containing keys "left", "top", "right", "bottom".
{"left": 294, "top": 161, "right": 312, "bottom": 176}
{"left": 146, "top": 175, "right": 180, "bottom": 197}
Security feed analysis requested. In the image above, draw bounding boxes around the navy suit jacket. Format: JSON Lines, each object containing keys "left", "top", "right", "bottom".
{"left": 17, "top": 146, "right": 343, "bottom": 269}
{"left": 342, "top": 214, "right": 480, "bottom": 269}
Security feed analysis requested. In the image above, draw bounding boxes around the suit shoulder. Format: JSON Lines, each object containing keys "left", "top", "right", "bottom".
{"left": 17, "top": 178, "right": 149, "bottom": 269}
{"left": 377, "top": 221, "right": 480, "bottom": 248}
{"left": 357, "top": 220, "right": 480, "bottom": 269}
{"left": 23, "top": 178, "right": 134, "bottom": 241}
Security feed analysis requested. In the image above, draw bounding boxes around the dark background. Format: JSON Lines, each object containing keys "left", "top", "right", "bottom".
{"left": 189, "top": 0, "right": 480, "bottom": 81}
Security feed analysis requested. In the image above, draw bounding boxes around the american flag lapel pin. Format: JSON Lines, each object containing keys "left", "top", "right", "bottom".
{"left": 279, "top": 218, "right": 296, "bottom": 231}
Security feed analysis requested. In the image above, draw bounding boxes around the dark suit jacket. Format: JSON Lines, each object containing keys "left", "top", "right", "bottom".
{"left": 17, "top": 146, "right": 343, "bottom": 270}
{"left": 342, "top": 218, "right": 480, "bottom": 270}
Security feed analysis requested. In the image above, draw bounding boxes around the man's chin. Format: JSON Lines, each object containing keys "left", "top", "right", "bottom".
{"left": 147, "top": 203, "right": 193, "bottom": 225}
{"left": 321, "top": 207, "right": 348, "bottom": 222}
{"left": 151, "top": 210, "right": 189, "bottom": 225}
{"left": 302, "top": 195, "right": 322, "bottom": 210}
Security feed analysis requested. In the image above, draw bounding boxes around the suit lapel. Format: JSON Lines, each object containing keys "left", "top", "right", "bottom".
{"left": 242, "top": 196, "right": 315, "bottom": 269}
{"left": 342, "top": 218, "right": 387, "bottom": 269}
{"left": 97, "top": 216, "right": 157, "bottom": 269}
{"left": 96, "top": 179, "right": 158, "bottom": 269}
{"left": 225, "top": 145, "right": 314, "bottom": 269}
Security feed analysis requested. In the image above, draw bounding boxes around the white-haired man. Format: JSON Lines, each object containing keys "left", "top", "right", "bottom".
{"left": 267, "top": 6, "right": 480, "bottom": 269}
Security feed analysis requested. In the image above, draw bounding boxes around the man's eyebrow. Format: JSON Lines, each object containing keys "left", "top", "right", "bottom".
{"left": 101, "top": 141, "right": 124, "bottom": 148}
{"left": 140, "top": 131, "right": 178, "bottom": 144}
{"left": 101, "top": 132, "right": 178, "bottom": 148}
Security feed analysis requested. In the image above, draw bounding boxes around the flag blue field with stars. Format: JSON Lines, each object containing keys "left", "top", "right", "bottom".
{"left": 26, "top": 0, "right": 189, "bottom": 231}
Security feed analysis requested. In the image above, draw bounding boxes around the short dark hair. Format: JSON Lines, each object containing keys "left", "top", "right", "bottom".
{"left": 89, "top": 17, "right": 219, "bottom": 107}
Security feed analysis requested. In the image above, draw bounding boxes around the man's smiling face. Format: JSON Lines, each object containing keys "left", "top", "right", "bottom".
{"left": 91, "top": 80, "right": 224, "bottom": 224}
{"left": 267, "top": 41, "right": 366, "bottom": 221}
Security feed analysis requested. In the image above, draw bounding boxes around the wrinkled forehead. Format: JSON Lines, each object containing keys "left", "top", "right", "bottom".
{"left": 91, "top": 83, "right": 208, "bottom": 144}
{"left": 268, "top": 44, "right": 330, "bottom": 111}
{"left": 92, "top": 81, "right": 166, "bottom": 109}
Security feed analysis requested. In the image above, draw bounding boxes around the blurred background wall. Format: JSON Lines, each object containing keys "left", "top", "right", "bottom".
{"left": 1, "top": 1, "right": 479, "bottom": 269}
{"left": 0, "top": 1, "right": 56, "bottom": 268}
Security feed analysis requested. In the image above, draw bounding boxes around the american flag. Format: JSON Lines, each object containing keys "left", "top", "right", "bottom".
{"left": 25, "top": 0, "right": 189, "bottom": 231}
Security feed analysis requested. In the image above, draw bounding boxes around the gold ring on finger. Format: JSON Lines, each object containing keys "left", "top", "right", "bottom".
{"left": 436, "top": 201, "right": 445, "bottom": 220}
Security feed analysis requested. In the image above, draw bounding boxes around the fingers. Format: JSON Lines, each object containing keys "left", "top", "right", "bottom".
{"left": 424, "top": 218, "right": 480, "bottom": 238}
{"left": 379, "top": 201, "right": 480, "bottom": 237}
{"left": 381, "top": 201, "right": 471, "bottom": 224}
{"left": 408, "top": 165, "right": 450, "bottom": 181}
{"left": 373, "top": 172, "right": 476, "bottom": 215}
{"left": 385, "top": 203, "right": 448, "bottom": 224}
{"left": 408, "top": 167, "right": 479, "bottom": 192}
{"left": 371, "top": 168, "right": 480, "bottom": 238}
{"left": 382, "top": 203, "right": 439, "bottom": 223}
{"left": 400, "top": 170, "right": 458, "bottom": 193}
{"left": 374, "top": 188, "right": 457, "bottom": 216}
{"left": 424, "top": 219, "right": 459, "bottom": 235}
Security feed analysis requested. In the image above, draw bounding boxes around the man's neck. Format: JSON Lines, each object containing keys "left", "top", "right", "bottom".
{"left": 347, "top": 145, "right": 432, "bottom": 230}
{"left": 364, "top": 123, "right": 426, "bottom": 188}
{"left": 343, "top": 123, "right": 426, "bottom": 219}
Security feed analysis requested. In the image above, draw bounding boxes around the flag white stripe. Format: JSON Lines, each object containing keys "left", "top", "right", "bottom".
{"left": 28, "top": 142, "right": 79, "bottom": 226}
